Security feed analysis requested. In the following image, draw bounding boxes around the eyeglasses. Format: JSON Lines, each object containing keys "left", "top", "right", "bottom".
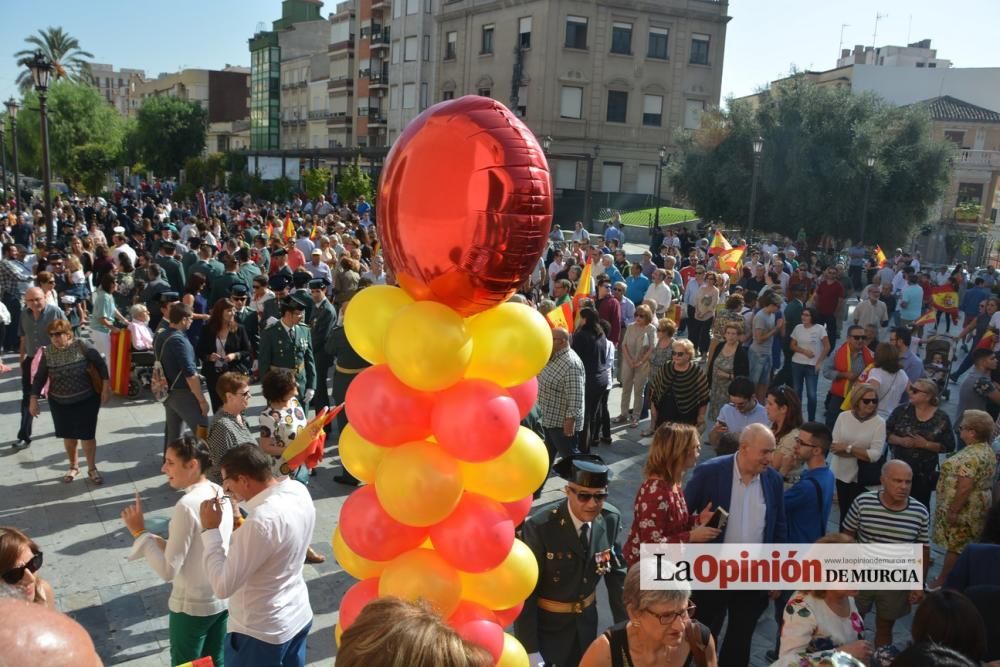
{"left": 794, "top": 436, "right": 818, "bottom": 448}
{"left": 2, "top": 551, "right": 43, "bottom": 585}
{"left": 239, "top": 390, "right": 252, "bottom": 399}
{"left": 860, "top": 397, "right": 879, "bottom": 405}
{"left": 644, "top": 603, "right": 696, "bottom": 625}
{"left": 568, "top": 488, "right": 609, "bottom": 503}
{"left": 671, "top": 351, "right": 688, "bottom": 357}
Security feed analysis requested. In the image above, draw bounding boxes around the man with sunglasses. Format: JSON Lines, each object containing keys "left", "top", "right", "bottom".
{"left": 821, "top": 324, "right": 874, "bottom": 430}
{"left": 514, "top": 455, "right": 627, "bottom": 667}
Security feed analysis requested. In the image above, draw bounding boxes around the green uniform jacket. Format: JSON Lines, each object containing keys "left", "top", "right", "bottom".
{"left": 292, "top": 288, "right": 315, "bottom": 325}
{"left": 311, "top": 299, "right": 337, "bottom": 365}
{"left": 208, "top": 272, "right": 251, "bottom": 308}
{"left": 155, "top": 255, "right": 187, "bottom": 293}
{"left": 238, "top": 262, "right": 262, "bottom": 290}
{"left": 513, "top": 500, "right": 628, "bottom": 667}
{"left": 189, "top": 259, "right": 225, "bottom": 287}
{"left": 181, "top": 251, "right": 199, "bottom": 273}
{"left": 258, "top": 321, "right": 316, "bottom": 397}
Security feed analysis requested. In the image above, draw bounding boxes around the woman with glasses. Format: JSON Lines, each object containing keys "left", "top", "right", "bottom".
{"left": 705, "top": 323, "right": 749, "bottom": 426}
{"left": 829, "top": 384, "right": 886, "bottom": 527}
{"left": 618, "top": 305, "right": 657, "bottom": 428}
{"left": 204, "top": 372, "right": 255, "bottom": 483}
{"left": 650, "top": 339, "right": 710, "bottom": 430}
{"left": 196, "top": 298, "right": 252, "bottom": 414}
{"left": 29, "top": 319, "right": 111, "bottom": 485}
{"left": 885, "top": 378, "right": 956, "bottom": 509}
{"left": 0, "top": 526, "right": 53, "bottom": 606}
{"left": 579, "top": 563, "right": 717, "bottom": 667}
{"left": 767, "top": 385, "right": 805, "bottom": 484}
{"left": 927, "top": 409, "right": 997, "bottom": 590}
{"left": 789, "top": 307, "right": 830, "bottom": 421}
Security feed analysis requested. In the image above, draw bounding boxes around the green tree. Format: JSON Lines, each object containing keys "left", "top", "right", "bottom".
{"left": 14, "top": 27, "right": 94, "bottom": 93}
{"left": 130, "top": 96, "right": 207, "bottom": 176}
{"left": 303, "top": 167, "right": 331, "bottom": 201}
{"left": 669, "top": 79, "right": 953, "bottom": 246}
{"left": 336, "top": 161, "right": 373, "bottom": 205}
{"left": 70, "top": 143, "right": 116, "bottom": 194}
{"left": 272, "top": 175, "right": 293, "bottom": 202}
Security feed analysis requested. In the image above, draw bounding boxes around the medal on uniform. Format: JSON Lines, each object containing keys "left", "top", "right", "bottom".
{"left": 594, "top": 549, "right": 611, "bottom": 575}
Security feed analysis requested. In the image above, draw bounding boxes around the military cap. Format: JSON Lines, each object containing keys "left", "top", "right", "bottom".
{"left": 230, "top": 284, "right": 250, "bottom": 297}
{"left": 292, "top": 270, "right": 313, "bottom": 288}
{"left": 159, "top": 291, "right": 180, "bottom": 303}
{"left": 308, "top": 277, "right": 331, "bottom": 290}
{"left": 553, "top": 454, "right": 611, "bottom": 488}
{"left": 268, "top": 274, "right": 292, "bottom": 290}
{"left": 271, "top": 248, "right": 287, "bottom": 257}
{"left": 281, "top": 292, "right": 310, "bottom": 312}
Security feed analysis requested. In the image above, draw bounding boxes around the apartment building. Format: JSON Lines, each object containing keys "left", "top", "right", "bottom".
{"left": 90, "top": 63, "right": 145, "bottom": 116}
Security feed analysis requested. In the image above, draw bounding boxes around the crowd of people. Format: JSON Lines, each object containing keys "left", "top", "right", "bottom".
{"left": 1, "top": 183, "right": 1000, "bottom": 666}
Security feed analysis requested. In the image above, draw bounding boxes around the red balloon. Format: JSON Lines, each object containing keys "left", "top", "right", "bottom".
{"left": 457, "top": 620, "right": 505, "bottom": 663}
{"left": 338, "top": 578, "right": 380, "bottom": 631}
{"left": 505, "top": 377, "right": 538, "bottom": 419}
{"left": 502, "top": 495, "right": 534, "bottom": 526}
{"left": 377, "top": 95, "right": 552, "bottom": 317}
{"left": 339, "top": 486, "right": 427, "bottom": 561}
{"left": 432, "top": 380, "right": 521, "bottom": 462}
{"left": 429, "top": 492, "right": 514, "bottom": 572}
{"left": 345, "top": 365, "right": 434, "bottom": 445}
{"left": 493, "top": 602, "right": 525, "bottom": 628}
{"left": 447, "top": 600, "right": 499, "bottom": 627}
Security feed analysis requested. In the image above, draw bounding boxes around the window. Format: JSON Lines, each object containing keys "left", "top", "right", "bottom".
{"left": 445, "top": 32, "right": 457, "bottom": 60}
{"left": 560, "top": 86, "right": 583, "bottom": 119}
{"left": 420, "top": 83, "right": 428, "bottom": 109}
{"left": 944, "top": 130, "right": 966, "bottom": 147}
{"left": 611, "top": 22, "right": 632, "bottom": 55}
{"left": 478, "top": 87, "right": 492, "bottom": 98}
{"left": 607, "top": 90, "right": 628, "bottom": 123}
{"left": 958, "top": 182, "right": 984, "bottom": 205}
{"left": 684, "top": 99, "right": 705, "bottom": 129}
{"left": 928, "top": 62, "right": 937, "bottom": 68}
{"left": 565, "top": 16, "right": 588, "bottom": 49}
{"left": 642, "top": 94, "right": 663, "bottom": 126}
{"left": 916, "top": 62, "right": 925, "bottom": 68}
{"left": 424, "top": 0, "right": 431, "bottom": 12}
{"left": 391, "top": 40, "right": 401, "bottom": 64}
{"left": 519, "top": 17, "right": 532, "bottom": 49}
{"left": 636, "top": 165, "right": 657, "bottom": 195}
{"left": 516, "top": 85, "right": 527, "bottom": 117}
{"left": 442, "top": 90, "right": 455, "bottom": 100}
{"left": 552, "top": 159, "right": 578, "bottom": 189}
{"left": 423, "top": 35, "right": 430, "bottom": 61}
{"left": 405, "top": 0, "right": 418, "bottom": 14}
{"left": 601, "top": 163, "right": 622, "bottom": 193}
{"left": 690, "top": 33, "right": 710, "bottom": 65}
{"left": 404, "top": 36, "right": 418, "bottom": 62}
{"left": 481, "top": 24, "right": 494, "bottom": 54}
{"left": 393, "top": 0, "right": 402, "bottom": 18}
{"left": 403, "top": 83, "right": 416, "bottom": 108}
{"left": 648, "top": 27, "right": 668, "bottom": 59}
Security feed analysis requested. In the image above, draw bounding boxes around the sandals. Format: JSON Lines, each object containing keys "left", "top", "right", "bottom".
{"left": 88, "top": 468, "right": 104, "bottom": 485}
{"left": 612, "top": 415, "right": 629, "bottom": 425}
{"left": 62, "top": 467, "right": 80, "bottom": 483}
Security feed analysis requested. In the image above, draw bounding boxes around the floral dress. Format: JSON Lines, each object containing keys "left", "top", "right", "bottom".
{"left": 258, "top": 397, "right": 309, "bottom": 481}
{"left": 623, "top": 479, "right": 697, "bottom": 567}
{"left": 933, "top": 442, "right": 997, "bottom": 552}
{"left": 706, "top": 350, "right": 735, "bottom": 424}
{"left": 772, "top": 592, "right": 864, "bottom": 667}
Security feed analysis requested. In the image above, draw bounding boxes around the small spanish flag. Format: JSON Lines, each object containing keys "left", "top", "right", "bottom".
{"left": 976, "top": 329, "right": 997, "bottom": 351}
{"left": 575, "top": 261, "right": 594, "bottom": 298}
{"left": 708, "top": 230, "right": 732, "bottom": 255}
{"left": 914, "top": 310, "right": 936, "bottom": 327}
{"left": 283, "top": 213, "right": 295, "bottom": 241}
{"left": 310, "top": 225, "right": 320, "bottom": 240}
{"left": 545, "top": 302, "right": 575, "bottom": 333}
{"left": 717, "top": 245, "right": 746, "bottom": 274}
{"left": 874, "top": 245, "right": 887, "bottom": 268}
{"left": 264, "top": 221, "right": 274, "bottom": 238}
{"left": 930, "top": 285, "right": 959, "bottom": 315}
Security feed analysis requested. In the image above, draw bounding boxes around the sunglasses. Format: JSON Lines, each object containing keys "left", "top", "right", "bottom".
{"left": 2, "top": 551, "right": 43, "bottom": 585}
{"left": 860, "top": 397, "right": 879, "bottom": 405}
{"left": 569, "top": 488, "right": 609, "bottom": 503}
{"left": 850, "top": 335, "right": 866, "bottom": 341}
{"left": 672, "top": 351, "right": 688, "bottom": 357}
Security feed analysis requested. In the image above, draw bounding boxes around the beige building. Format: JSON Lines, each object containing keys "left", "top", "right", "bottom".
{"left": 433, "top": 0, "right": 729, "bottom": 196}
{"left": 328, "top": 1, "right": 357, "bottom": 147}
{"left": 90, "top": 63, "right": 145, "bottom": 116}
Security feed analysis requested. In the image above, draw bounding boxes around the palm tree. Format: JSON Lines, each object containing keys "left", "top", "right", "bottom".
{"left": 14, "top": 27, "right": 94, "bottom": 93}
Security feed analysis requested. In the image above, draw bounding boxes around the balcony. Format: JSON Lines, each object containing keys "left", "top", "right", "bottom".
{"left": 371, "top": 28, "right": 390, "bottom": 50}
{"left": 329, "top": 35, "right": 355, "bottom": 54}
{"left": 370, "top": 65, "right": 389, "bottom": 89}
{"left": 308, "top": 110, "right": 332, "bottom": 120}
{"left": 956, "top": 150, "right": 1000, "bottom": 170}
{"left": 327, "top": 112, "right": 353, "bottom": 126}
{"left": 328, "top": 77, "right": 354, "bottom": 90}
{"left": 371, "top": 0, "right": 390, "bottom": 10}
{"left": 368, "top": 115, "right": 387, "bottom": 127}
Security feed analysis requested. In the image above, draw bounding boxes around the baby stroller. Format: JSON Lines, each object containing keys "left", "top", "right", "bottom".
{"left": 924, "top": 334, "right": 956, "bottom": 401}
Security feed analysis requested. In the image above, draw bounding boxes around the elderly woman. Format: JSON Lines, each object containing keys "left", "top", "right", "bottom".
{"left": 705, "top": 322, "right": 749, "bottom": 425}
{"left": 29, "top": 319, "right": 111, "bottom": 485}
{"left": 650, "top": 338, "right": 710, "bottom": 429}
{"left": 829, "top": 383, "right": 886, "bottom": 528}
{"left": 624, "top": 423, "right": 719, "bottom": 566}
{"left": 710, "top": 294, "right": 747, "bottom": 355}
{"left": 928, "top": 409, "right": 998, "bottom": 589}
{"left": 196, "top": 298, "right": 252, "bottom": 413}
{"left": 0, "top": 526, "right": 54, "bottom": 606}
{"left": 128, "top": 304, "right": 154, "bottom": 351}
{"left": 203, "top": 372, "right": 255, "bottom": 484}
{"left": 640, "top": 317, "right": 678, "bottom": 437}
{"left": 579, "top": 563, "right": 717, "bottom": 667}
{"left": 886, "top": 378, "right": 956, "bottom": 509}
{"left": 334, "top": 256, "right": 361, "bottom": 307}
{"left": 618, "top": 305, "right": 657, "bottom": 427}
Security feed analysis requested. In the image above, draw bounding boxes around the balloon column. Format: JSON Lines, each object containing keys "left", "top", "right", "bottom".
{"left": 334, "top": 96, "right": 553, "bottom": 666}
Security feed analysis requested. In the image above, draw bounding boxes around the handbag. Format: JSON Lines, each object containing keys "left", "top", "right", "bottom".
{"left": 78, "top": 342, "right": 103, "bottom": 394}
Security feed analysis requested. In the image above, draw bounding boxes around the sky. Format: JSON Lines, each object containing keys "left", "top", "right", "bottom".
{"left": 0, "top": 0, "right": 998, "bottom": 107}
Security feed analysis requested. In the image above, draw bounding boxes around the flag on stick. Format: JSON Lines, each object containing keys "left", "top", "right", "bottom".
{"left": 874, "top": 245, "right": 887, "bottom": 268}
{"left": 545, "top": 302, "right": 575, "bottom": 333}
{"left": 930, "top": 285, "right": 959, "bottom": 314}
{"left": 575, "top": 261, "right": 594, "bottom": 298}
{"left": 283, "top": 213, "right": 295, "bottom": 241}
{"left": 717, "top": 245, "right": 746, "bottom": 274}
{"left": 708, "top": 230, "right": 733, "bottom": 255}
{"left": 914, "top": 311, "right": 936, "bottom": 327}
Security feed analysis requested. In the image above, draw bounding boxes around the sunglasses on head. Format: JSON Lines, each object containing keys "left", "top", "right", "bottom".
{"left": 2, "top": 551, "right": 42, "bottom": 585}
{"left": 569, "top": 488, "right": 609, "bottom": 503}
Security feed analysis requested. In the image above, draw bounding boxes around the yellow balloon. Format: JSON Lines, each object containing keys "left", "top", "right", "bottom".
{"left": 465, "top": 302, "right": 553, "bottom": 387}
{"left": 460, "top": 539, "right": 538, "bottom": 610}
{"left": 332, "top": 527, "right": 388, "bottom": 580}
{"left": 496, "top": 633, "right": 530, "bottom": 667}
{"left": 384, "top": 301, "right": 472, "bottom": 391}
{"left": 338, "top": 424, "right": 387, "bottom": 483}
{"left": 334, "top": 622, "right": 343, "bottom": 647}
{"left": 376, "top": 440, "right": 464, "bottom": 526}
{"left": 379, "top": 548, "right": 463, "bottom": 618}
{"left": 461, "top": 426, "right": 548, "bottom": 502}
{"left": 344, "top": 285, "right": 414, "bottom": 364}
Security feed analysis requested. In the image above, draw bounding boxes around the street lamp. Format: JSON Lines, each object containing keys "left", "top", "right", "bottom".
{"left": 0, "top": 116, "right": 6, "bottom": 203}
{"left": 28, "top": 51, "right": 54, "bottom": 245}
{"left": 4, "top": 98, "right": 19, "bottom": 213}
{"left": 653, "top": 146, "right": 670, "bottom": 227}
{"left": 746, "top": 136, "right": 764, "bottom": 239}
{"left": 859, "top": 154, "right": 876, "bottom": 243}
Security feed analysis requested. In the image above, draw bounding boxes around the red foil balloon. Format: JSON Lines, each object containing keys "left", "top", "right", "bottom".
{"left": 378, "top": 95, "right": 552, "bottom": 316}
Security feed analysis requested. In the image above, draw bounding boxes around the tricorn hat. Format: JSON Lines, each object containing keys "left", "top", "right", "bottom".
{"left": 553, "top": 454, "right": 611, "bottom": 488}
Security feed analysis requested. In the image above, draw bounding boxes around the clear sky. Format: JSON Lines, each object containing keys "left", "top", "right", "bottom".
{"left": 1, "top": 0, "right": 998, "bottom": 107}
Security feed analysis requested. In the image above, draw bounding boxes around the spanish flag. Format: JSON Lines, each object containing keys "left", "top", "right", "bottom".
{"left": 109, "top": 328, "right": 132, "bottom": 396}
{"left": 283, "top": 213, "right": 295, "bottom": 241}
{"left": 176, "top": 658, "right": 214, "bottom": 667}
{"left": 717, "top": 245, "right": 746, "bottom": 274}
{"left": 264, "top": 221, "right": 274, "bottom": 238}
{"left": 930, "top": 285, "right": 959, "bottom": 314}
{"left": 874, "top": 245, "right": 887, "bottom": 268}
{"left": 575, "top": 261, "right": 594, "bottom": 298}
{"left": 914, "top": 311, "right": 936, "bottom": 327}
{"left": 976, "top": 329, "right": 997, "bottom": 351}
{"left": 545, "top": 302, "right": 575, "bottom": 333}
{"left": 708, "top": 230, "right": 732, "bottom": 255}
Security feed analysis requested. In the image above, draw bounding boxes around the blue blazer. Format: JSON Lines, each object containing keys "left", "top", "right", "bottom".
{"left": 684, "top": 454, "right": 787, "bottom": 544}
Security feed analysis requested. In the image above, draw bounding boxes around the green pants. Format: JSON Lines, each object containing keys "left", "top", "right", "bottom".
{"left": 169, "top": 609, "right": 228, "bottom": 666}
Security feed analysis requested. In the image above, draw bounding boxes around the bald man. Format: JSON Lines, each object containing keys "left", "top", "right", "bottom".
{"left": 0, "top": 598, "right": 103, "bottom": 666}
{"left": 15, "top": 286, "right": 67, "bottom": 448}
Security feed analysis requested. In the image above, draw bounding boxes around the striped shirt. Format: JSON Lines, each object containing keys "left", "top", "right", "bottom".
{"left": 842, "top": 491, "right": 928, "bottom": 544}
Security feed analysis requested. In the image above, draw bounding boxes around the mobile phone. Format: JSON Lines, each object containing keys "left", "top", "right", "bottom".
{"left": 706, "top": 507, "right": 729, "bottom": 531}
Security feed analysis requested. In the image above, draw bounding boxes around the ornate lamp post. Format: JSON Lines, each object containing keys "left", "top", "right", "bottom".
{"left": 28, "top": 51, "right": 54, "bottom": 245}
{"left": 0, "top": 116, "right": 6, "bottom": 203}
{"left": 653, "top": 146, "right": 670, "bottom": 227}
{"left": 859, "top": 154, "right": 876, "bottom": 243}
{"left": 4, "top": 99, "right": 20, "bottom": 213}
{"left": 746, "top": 136, "right": 764, "bottom": 239}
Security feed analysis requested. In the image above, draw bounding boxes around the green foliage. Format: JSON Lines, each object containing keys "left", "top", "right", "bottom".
{"left": 336, "top": 161, "right": 373, "bottom": 205}
{"left": 130, "top": 96, "right": 207, "bottom": 176}
{"left": 70, "top": 143, "right": 116, "bottom": 194}
{"left": 303, "top": 167, "right": 332, "bottom": 201}
{"left": 15, "top": 27, "right": 94, "bottom": 93}
{"left": 955, "top": 201, "right": 982, "bottom": 221}
{"left": 183, "top": 154, "right": 225, "bottom": 190}
{"left": 612, "top": 207, "right": 697, "bottom": 227}
{"left": 669, "top": 79, "right": 954, "bottom": 247}
{"left": 271, "top": 175, "right": 293, "bottom": 202}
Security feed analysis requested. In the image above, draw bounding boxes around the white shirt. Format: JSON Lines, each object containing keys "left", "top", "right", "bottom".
{"left": 644, "top": 281, "right": 672, "bottom": 314}
{"left": 201, "top": 479, "right": 316, "bottom": 644}
{"left": 361, "top": 270, "right": 387, "bottom": 285}
{"left": 790, "top": 324, "right": 829, "bottom": 366}
{"left": 130, "top": 480, "right": 232, "bottom": 617}
{"left": 111, "top": 243, "right": 137, "bottom": 268}
{"left": 725, "top": 453, "right": 767, "bottom": 543}
{"left": 867, "top": 368, "right": 909, "bottom": 420}
{"left": 830, "top": 411, "right": 886, "bottom": 484}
